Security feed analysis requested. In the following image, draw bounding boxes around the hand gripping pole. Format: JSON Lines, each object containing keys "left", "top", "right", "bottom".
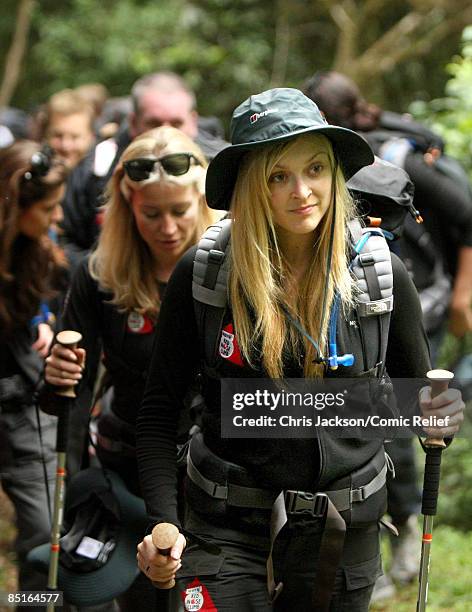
{"left": 47, "top": 331, "right": 82, "bottom": 612}
{"left": 151, "top": 523, "right": 180, "bottom": 589}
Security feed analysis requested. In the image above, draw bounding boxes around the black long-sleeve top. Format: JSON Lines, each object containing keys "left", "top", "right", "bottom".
{"left": 56, "top": 259, "right": 162, "bottom": 425}
{"left": 136, "top": 246, "right": 431, "bottom": 527}
{"left": 39, "top": 259, "right": 165, "bottom": 474}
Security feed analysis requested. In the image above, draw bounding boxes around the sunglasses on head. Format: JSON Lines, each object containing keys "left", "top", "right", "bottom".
{"left": 123, "top": 153, "right": 201, "bottom": 182}
{"left": 24, "top": 145, "right": 54, "bottom": 181}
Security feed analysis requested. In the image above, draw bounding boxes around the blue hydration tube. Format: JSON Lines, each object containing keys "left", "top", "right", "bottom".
{"left": 284, "top": 297, "right": 354, "bottom": 370}
{"left": 324, "top": 228, "right": 386, "bottom": 370}
{"left": 326, "top": 292, "right": 354, "bottom": 370}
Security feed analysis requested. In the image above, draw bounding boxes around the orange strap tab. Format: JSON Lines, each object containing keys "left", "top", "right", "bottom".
{"left": 366, "top": 216, "right": 382, "bottom": 227}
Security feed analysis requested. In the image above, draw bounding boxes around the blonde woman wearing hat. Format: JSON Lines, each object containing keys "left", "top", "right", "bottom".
{"left": 41, "top": 126, "right": 217, "bottom": 610}
{"left": 136, "top": 90, "right": 464, "bottom": 611}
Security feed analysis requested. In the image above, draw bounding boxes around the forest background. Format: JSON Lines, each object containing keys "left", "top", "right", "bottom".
{"left": 1, "top": 1, "right": 472, "bottom": 611}
{"left": 1, "top": 0, "right": 472, "bottom": 154}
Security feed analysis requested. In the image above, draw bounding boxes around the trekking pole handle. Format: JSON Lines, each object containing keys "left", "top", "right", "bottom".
{"left": 424, "top": 369, "right": 453, "bottom": 448}
{"left": 54, "top": 331, "right": 83, "bottom": 399}
{"left": 151, "top": 523, "right": 180, "bottom": 589}
{"left": 420, "top": 369, "right": 453, "bottom": 517}
{"left": 52, "top": 331, "right": 82, "bottom": 453}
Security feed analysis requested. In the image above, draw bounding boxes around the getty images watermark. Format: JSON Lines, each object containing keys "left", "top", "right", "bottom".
{"left": 220, "top": 378, "right": 457, "bottom": 439}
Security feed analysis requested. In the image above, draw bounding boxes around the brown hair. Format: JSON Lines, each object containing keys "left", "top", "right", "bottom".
{"left": 0, "top": 140, "right": 68, "bottom": 337}
{"left": 36, "top": 89, "right": 95, "bottom": 140}
{"left": 75, "top": 83, "right": 109, "bottom": 118}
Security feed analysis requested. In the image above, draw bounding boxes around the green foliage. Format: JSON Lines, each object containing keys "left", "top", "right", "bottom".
{"left": 413, "top": 327, "right": 472, "bottom": 532}
{"left": 412, "top": 428, "right": 472, "bottom": 533}
{"left": 410, "top": 27, "right": 472, "bottom": 176}
{"left": 9, "top": 0, "right": 278, "bottom": 123}
{"left": 432, "top": 333, "right": 472, "bottom": 530}
{"left": 2, "top": 0, "right": 466, "bottom": 126}
{"left": 28, "top": 0, "right": 192, "bottom": 98}
{"left": 372, "top": 526, "right": 472, "bottom": 611}
{"left": 435, "top": 430, "right": 472, "bottom": 531}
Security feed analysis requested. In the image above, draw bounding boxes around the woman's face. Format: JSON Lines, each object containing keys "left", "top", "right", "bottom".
{"left": 130, "top": 181, "right": 200, "bottom": 264}
{"left": 18, "top": 185, "right": 64, "bottom": 240}
{"left": 268, "top": 136, "right": 333, "bottom": 238}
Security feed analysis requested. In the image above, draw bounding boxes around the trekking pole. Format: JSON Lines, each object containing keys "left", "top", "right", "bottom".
{"left": 151, "top": 523, "right": 180, "bottom": 589}
{"left": 47, "top": 330, "right": 82, "bottom": 612}
{"left": 416, "top": 369, "right": 454, "bottom": 612}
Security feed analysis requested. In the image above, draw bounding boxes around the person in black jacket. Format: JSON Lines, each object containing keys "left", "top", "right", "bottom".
{"left": 135, "top": 89, "right": 464, "bottom": 611}
{"left": 303, "top": 70, "right": 472, "bottom": 597}
{"left": 0, "top": 141, "right": 67, "bottom": 609}
{"left": 42, "top": 126, "right": 220, "bottom": 610}
{"left": 303, "top": 71, "right": 472, "bottom": 347}
{"left": 61, "top": 71, "right": 227, "bottom": 272}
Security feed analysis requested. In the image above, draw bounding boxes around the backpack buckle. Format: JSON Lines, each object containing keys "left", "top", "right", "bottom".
{"left": 207, "top": 249, "right": 225, "bottom": 264}
{"left": 285, "top": 491, "right": 328, "bottom": 517}
{"left": 359, "top": 252, "right": 375, "bottom": 266}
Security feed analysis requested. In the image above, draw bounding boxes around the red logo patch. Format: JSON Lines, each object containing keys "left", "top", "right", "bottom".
{"left": 126, "top": 311, "right": 153, "bottom": 334}
{"left": 219, "top": 323, "right": 243, "bottom": 366}
{"left": 180, "top": 578, "right": 218, "bottom": 611}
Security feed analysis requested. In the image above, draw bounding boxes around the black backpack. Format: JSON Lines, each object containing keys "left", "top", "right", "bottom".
{"left": 347, "top": 156, "right": 416, "bottom": 240}
{"left": 362, "top": 113, "right": 455, "bottom": 333}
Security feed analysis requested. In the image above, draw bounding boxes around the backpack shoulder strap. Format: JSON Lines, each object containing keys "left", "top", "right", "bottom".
{"left": 193, "top": 217, "right": 394, "bottom": 377}
{"left": 348, "top": 219, "right": 393, "bottom": 375}
{"left": 192, "top": 218, "right": 232, "bottom": 372}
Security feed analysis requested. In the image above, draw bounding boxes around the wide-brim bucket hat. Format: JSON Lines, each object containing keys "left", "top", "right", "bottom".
{"left": 27, "top": 468, "right": 148, "bottom": 607}
{"left": 206, "top": 87, "right": 374, "bottom": 210}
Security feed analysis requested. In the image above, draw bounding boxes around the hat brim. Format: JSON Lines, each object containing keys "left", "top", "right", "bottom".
{"left": 27, "top": 469, "right": 148, "bottom": 607}
{"left": 205, "top": 125, "right": 374, "bottom": 210}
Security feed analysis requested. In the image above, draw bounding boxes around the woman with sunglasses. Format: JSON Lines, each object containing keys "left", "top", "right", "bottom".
{"left": 42, "top": 126, "right": 217, "bottom": 609}
{"left": 0, "top": 141, "right": 67, "bottom": 605}
{"left": 135, "top": 89, "right": 464, "bottom": 611}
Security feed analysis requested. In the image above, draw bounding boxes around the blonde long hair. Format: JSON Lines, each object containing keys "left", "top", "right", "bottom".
{"left": 229, "top": 134, "right": 356, "bottom": 378}
{"left": 89, "top": 126, "right": 214, "bottom": 317}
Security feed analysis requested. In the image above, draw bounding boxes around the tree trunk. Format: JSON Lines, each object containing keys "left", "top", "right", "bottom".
{"left": 270, "top": 0, "right": 291, "bottom": 88}
{"left": 327, "top": 0, "right": 472, "bottom": 87}
{"left": 0, "top": 0, "right": 35, "bottom": 108}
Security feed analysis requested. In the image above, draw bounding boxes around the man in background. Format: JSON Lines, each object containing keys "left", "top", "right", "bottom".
{"left": 36, "top": 89, "right": 96, "bottom": 169}
{"left": 62, "top": 71, "right": 227, "bottom": 270}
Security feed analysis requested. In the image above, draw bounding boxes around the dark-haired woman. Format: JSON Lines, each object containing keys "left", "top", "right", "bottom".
{"left": 0, "top": 141, "right": 67, "bottom": 604}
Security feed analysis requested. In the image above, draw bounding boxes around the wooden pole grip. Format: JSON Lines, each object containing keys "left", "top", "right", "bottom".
{"left": 54, "top": 330, "right": 83, "bottom": 398}
{"left": 425, "top": 369, "right": 454, "bottom": 448}
{"left": 151, "top": 523, "right": 180, "bottom": 589}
